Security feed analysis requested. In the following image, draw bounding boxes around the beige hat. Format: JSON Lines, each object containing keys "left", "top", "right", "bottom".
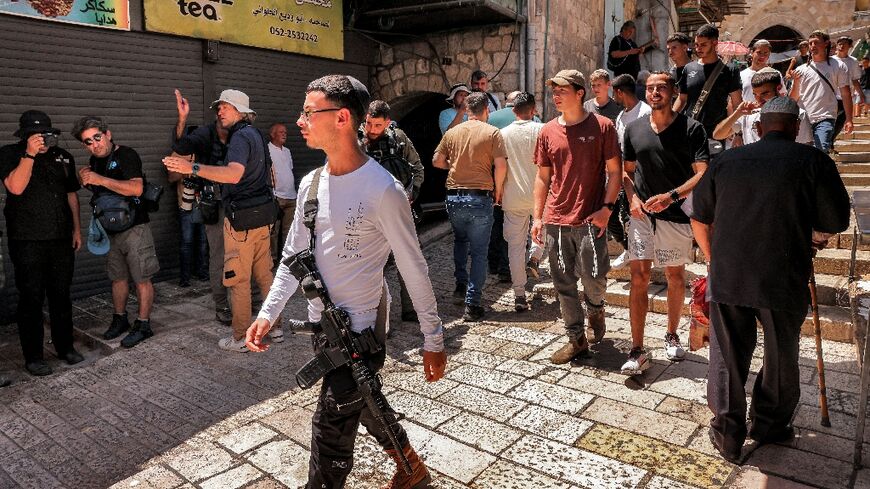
{"left": 547, "top": 69, "right": 586, "bottom": 88}
{"left": 210, "top": 89, "right": 255, "bottom": 115}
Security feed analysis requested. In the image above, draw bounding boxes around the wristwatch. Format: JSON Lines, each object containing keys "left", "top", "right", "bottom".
{"left": 669, "top": 189, "right": 681, "bottom": 202}
{"left": 23, "top": 152, "right": 36, "bottom": 160}
{"left": 192, "top": 163, "right": 200, "bottom": 177}
{"left": 603, "top": 202, "right": 616, "bottom": 211}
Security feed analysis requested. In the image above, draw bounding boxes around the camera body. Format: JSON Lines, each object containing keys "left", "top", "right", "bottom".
{"left": 41, "top": 132, "right": 58, "bottom": 148}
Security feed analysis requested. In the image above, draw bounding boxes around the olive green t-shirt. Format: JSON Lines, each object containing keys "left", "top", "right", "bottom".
{"left": 436, "top": 119, "right": 507, "bottom": 191}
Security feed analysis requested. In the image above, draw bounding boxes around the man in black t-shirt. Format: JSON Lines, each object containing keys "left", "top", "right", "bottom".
{"left": 622, "top": 71, "right": 710, "bottom": 376}
{"left": 674, "top": 24, "right": 742, "bottom": 139}
{"left": 74, "top": 116, "right": 159, "bottom": 349}
{"left": 667, "top": 32, "right": 692, "bottom": 88}
{"left": 690, "top": 97, "right": 850, "bottom": 462}
{"left": 0, "top": 110, "right": 83, "bottom": 376}
{"left": 608, "top": 21, "right": 655, "bottom": 79}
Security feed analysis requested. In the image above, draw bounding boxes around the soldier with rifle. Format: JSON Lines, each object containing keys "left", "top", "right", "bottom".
{"left": 360, "top": 99, "right": 425, "bottom": 323}
{"left": 245, "top": 75, "right": 447, "bottom": 489}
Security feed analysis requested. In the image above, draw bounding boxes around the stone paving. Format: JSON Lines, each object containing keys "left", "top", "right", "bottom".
{"left": 1, "top": 228, "right": 869, "bottom": 488}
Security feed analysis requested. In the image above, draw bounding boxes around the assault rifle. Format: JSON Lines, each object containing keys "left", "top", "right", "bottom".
{"left": 285, "top": 248, "right": 412, "bottom": 475}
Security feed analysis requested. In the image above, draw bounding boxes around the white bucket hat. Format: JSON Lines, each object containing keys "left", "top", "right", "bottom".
{"left": 210, "top": 89, "right": 255, "bottom": 115}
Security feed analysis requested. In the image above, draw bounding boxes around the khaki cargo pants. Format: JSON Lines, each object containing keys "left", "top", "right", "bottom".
{"left": 223, "top": 218, "right": 276, "bottom": 340}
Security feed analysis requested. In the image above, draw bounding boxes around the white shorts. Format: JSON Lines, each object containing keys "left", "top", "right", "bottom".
{"left": 627, "top": 214, "right": 694, "bottom": 267}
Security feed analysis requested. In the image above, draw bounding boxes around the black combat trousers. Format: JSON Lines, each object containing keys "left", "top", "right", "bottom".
{"left": 707, "top": 301, "right": 805, "bottom": 454}
{"left": 8, "top": 239, "right": 75, "bottom": 363}
{"left": 306, "top": 347, "right": 410, "bottom": 488}
{"left": 488, "top": 206, "right": 509, "bottom": 275}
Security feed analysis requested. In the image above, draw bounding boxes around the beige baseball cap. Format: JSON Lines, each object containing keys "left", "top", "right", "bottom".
{"left": 547, "top": 69, "right": 586, "bottom": 88}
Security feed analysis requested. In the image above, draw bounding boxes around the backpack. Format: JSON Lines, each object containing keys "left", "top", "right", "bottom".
{"left": 366, "top": 127, "right": 414, "bottom": 191}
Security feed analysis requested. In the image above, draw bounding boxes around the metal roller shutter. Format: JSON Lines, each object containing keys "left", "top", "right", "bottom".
{"left": 0, "top": 15, "right": 205, "bottom": 320}
{"left": 0, "top": 16, "right": 375, "bottom": 322}
{"left": 212, "top": 43, "right": 369, "bottom": 177}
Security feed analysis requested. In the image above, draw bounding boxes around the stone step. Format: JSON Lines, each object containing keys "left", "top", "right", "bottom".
{"left": 834, "top": 140, "right": 870, "bottom": 152}
{"left": 836, "top": 162, "right": 870, "bottom": 174}
{"left": 532, "top": 279, "right": 854, "bottom": 342}
{"left": 814, "top": 248, "right": 870, "bottom": 276}
{"left": 840, "top": 174, "right": 870, "bottom": 186}
{"left": 833, "top": 153, "right": 870, "bottom": 163}
{"left": 603, "top": 263, "right": 850, "bottom": 307}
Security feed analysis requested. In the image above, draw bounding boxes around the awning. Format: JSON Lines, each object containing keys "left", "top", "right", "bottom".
{"left": 351, "top": 0, "right": 525, "bottom": 35}
{"left": 676, "top": 0, "right": 749, "bottom": 33}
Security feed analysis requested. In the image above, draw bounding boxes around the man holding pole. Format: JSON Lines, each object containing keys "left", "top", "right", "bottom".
{"left": 690, "top": 97, "right": 850, "bottom": 462}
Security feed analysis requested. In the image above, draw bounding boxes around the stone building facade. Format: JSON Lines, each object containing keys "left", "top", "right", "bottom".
{"left": 719, "top": 0, "right": 856, "bottom": 46}
{"left": 369, "top": 0, "right": 608, "bottom": 121}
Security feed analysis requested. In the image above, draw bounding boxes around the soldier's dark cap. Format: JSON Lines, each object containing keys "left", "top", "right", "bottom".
{"left": 14, "top": 110, "right": 60, "bottom": 138}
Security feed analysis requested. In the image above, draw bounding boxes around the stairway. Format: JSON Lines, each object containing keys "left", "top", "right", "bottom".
{"left": 533, "top": 120, "right": 870, "bottom": 343}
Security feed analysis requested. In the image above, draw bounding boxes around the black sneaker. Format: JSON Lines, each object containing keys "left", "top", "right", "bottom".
{"left": 0, "top": 375, "right": 11, "bottom": 388}
{"left": 462, "top": 305, "right": 485, "bottom": 322}
{"left": 708, "top": 427, "right": 743, "bottom": 464}
{"left": 215, "top": 308, "right": 232, "bottom": 325}
{"left": 60, "top": 349, "right": 84, "bottom": 365}
{"left": 401, "top": 311, "right": 419, "bottom": 323}
{"left": 121, "top": 320, "right": 153, "bottom": 348}
{"left": 515, "top": 295, "right": 529, "bottom": 312}
{"left": 25, "top": 361, "right": 52, "bottom": 377}
{"left": 103, "top": 313, "right": 130, "bottom": 340}
{"left": 749, "top": 425, "right": 795, "bottom": 445}
{"left": 179, "top": 279, "right": 191, "bottom": 288}
{"left": 452, "top": 283, "right": 467, "bottom": 305}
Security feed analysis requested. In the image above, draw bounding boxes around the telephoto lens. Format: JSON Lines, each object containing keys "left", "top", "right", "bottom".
{"left": 181, "top": 179, "right": 197, "bottom": 211}
{"left": 42, "top": 132, "right": 58, "bottom": 147}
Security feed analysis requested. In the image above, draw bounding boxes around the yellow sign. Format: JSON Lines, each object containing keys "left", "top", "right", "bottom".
{"left": 143, "top": 0, "right": 343, "bottom": 60}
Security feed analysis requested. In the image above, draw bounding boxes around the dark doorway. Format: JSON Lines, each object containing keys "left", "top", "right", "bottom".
{"left": 394, "top": 91, "right": 449, "bottom": 215}
{"left": 753, "top": 25, "right": 804, "bottom": 53}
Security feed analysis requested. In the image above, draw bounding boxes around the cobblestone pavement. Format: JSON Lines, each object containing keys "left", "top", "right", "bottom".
{"left": 1, "top": 228, "right": 869, "bottom": 488}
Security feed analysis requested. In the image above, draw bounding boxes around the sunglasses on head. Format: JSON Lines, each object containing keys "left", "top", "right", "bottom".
{"left": 82, "top": 133, "right": 104, "bottom": 146}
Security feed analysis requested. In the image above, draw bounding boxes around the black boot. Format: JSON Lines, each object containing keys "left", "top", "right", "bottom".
{"left": 103, "top": 313, "right": 130, "bottom": 340}
{"left": 121, "top": 320, "right": 153, "bottom": 348}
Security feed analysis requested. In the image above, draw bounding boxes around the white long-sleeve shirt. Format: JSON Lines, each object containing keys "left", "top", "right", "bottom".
{"left": 258, "top": 159, "right": 444, "bottom": 352}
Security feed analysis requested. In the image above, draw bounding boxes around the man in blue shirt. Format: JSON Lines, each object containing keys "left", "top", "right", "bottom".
{"left": 439, "top": 83, "right": 470, "bottom": 134}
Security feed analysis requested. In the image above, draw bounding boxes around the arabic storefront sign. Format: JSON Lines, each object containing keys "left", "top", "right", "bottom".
{"left": 144, "top": 0, "right": 342, "bottom": 60}
{"left": 0, "top": 0, "right": 129, "bottom": 29}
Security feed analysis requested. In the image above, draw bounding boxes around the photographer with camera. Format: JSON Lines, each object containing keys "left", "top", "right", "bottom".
{"left": 167, "top": 89, "right": 232, "bottom": 323}
{"left": 0, "top": 110, "right": 84, "bottom": 376}
{"left": 164, "top": 89, "right": 282, "bottom": 352}
{"left": 74, "top": 116, "right": 160, "bottom": 349}
{"left": 245, "top": 75, "right": 447, "bottom": 489}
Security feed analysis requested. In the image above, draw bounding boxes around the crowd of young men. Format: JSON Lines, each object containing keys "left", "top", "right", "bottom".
{"left": 0, "top": 21, "right": 859, "bottom": 482}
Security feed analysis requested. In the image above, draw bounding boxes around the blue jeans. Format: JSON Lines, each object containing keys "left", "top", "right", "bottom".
{"left": 179, "top": 208, "right": 208, "bottom": 282}
{"left": 812, "top": 118, "right": 835, "bottom": 153}
{"left": 446, "top": 194, "right": 494, "bottom": 306}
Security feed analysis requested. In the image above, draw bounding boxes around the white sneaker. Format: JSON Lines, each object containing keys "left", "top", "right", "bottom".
{"left": 664, "top": 332, "right": 686, "bottom": 361}
{"left": 269, "top": 327, "right": 285, "bottom": 343}
{"left": 611, "top": 251, "right": 629, "bottom": 269}
{"left": 218, "top": 336, "right": 248, "bottom": 352}
{"left": 620, "top": 347, "right": 650, "bottom": 376}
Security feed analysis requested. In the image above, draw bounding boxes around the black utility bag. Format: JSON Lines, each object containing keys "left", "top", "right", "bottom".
{"left": 227, "top": 193, "right": 279, "bottom": 231}
{"left": 92, "top": 193, "right": 136, "bottom": 233}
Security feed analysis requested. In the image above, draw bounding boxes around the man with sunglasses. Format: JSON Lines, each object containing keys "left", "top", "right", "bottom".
{"left": 245, "top": 75, "right": 447, "bottom": 489}
{"left": 74, "top": 116, "right": 159, "bottom": 349}
{"left": 0, "top": 110, "right": 83, "bottom": 376}
{"left": 164, "top": 89, "right": 279, "bottom": 353}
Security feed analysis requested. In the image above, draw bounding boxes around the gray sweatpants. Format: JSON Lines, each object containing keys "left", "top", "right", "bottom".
{"left": 503, "top": 209, "right": 545, "bottom": 297}
{"left": 545, "top": 224, "right": 609, "bottom": 341}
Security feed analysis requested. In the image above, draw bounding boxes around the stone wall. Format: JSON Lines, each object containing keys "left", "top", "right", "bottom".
{"left": 369, "top": 0, "right": 610, "bottom": 121}
{"left": 720, "top": 0, "right": 856, "bottom": 46}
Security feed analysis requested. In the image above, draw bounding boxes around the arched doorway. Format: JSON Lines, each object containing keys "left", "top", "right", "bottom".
{"left": 392, "top": 91, "right": 449, "bottom": 214}
{"left": 752, "top": 25, "right": 804, "bottom": 68}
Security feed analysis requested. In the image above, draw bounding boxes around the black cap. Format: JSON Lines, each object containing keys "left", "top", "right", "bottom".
{"left": 14, "top": 110, "right": 60, "bottom": 138}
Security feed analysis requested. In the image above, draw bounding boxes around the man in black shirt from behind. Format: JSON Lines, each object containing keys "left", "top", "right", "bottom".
{"left": 0, "top": 110, "right": 83, "bottom": 376}
{"left": 674, "top": 24, "right": 742, "bottom": 140}
{"left": 691, "top": 97, "right": 850, "bottom": 462}
{"left": 74, "top": 116, "right": 160, "bottom": 349}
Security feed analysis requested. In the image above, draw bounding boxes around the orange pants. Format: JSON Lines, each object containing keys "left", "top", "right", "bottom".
{"left": 223, "top": 218, "right": 275, "bottom": 340}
